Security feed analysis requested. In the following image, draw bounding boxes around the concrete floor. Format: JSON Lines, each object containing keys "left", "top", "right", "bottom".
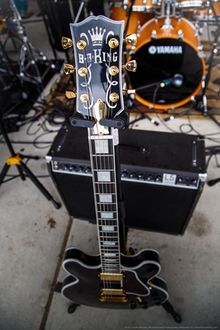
{"left": 1, "top": 2, "right": 220, "bottom": 329}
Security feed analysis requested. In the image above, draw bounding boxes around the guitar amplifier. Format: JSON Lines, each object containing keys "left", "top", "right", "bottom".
{"left": 47, "top": 124, "right": 206, "bottom": 235}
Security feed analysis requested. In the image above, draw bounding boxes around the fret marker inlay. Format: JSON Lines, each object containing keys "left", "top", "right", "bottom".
{"left": 103, "top": 241, "right": 116, "bottom": 247}
{"left": 95, "top": 139, "right": 109, "bottom": 154}
{"left": 101, "top": 212, "right": 113, "bottom": 219}
{"left": 101, "top": 225, "right": 115, "bottom": 232}
{"left": 99, "top": 194, "right": 112, "bottom": 203}
{"left": 97, "top": 171, "right": 111, "bottom": 182}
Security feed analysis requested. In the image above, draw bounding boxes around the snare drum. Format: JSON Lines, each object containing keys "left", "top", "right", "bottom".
{"left": 111, "top": 0, "right": 157, "bottom": 34}
{"left": 128, "top": 17, "right": 206, "bottom": 110}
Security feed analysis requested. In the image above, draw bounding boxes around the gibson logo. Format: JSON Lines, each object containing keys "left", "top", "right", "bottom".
{"left": 148, "top": 45, "right": 183, "bottom": 55}
{"left": 78, "top": 50, "right": 118, "bottom": 64}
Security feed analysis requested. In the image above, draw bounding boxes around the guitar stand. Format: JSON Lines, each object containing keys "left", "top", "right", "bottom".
{"left": 66, "top": 301, "right": 181, "bottom": 323}
{"left": 0, "top": 119, "right": 61, "bottom": 209}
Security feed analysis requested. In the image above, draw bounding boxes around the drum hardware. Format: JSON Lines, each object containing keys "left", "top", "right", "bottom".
{"left": 163, "top": 27, "right": 220, "bottom": 125}
{"left": 2, "top": 0, "right": 54, "bottom": 94}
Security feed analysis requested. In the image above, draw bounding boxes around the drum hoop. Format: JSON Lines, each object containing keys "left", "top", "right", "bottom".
{"left": 135, "top": 17, "right": 200, "bottom": 55}
{"left": 135, "top": 80, "right": 203, "bottom": 110}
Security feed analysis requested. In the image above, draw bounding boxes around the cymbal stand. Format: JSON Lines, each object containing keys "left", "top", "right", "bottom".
{"left": 5, "top": 0, "right": 53, "bottom": 94}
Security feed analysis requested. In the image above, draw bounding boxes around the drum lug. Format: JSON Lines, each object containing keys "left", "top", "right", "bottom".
{"left": 151, "top": 30, "right": 157, "bottom": 40}
{"left": 178, "top": 30, "right": 184, "bottom": 40}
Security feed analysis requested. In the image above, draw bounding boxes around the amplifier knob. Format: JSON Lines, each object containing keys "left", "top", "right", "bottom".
{"left": 146, "top": 174, "right": 153, "bottom": 181}
{"left": 68, "top": 165, "right": 75, "bottom": 172}
{"left": 78, "top": 166, "right": 84, "bottom": 172}
{"left": 191, "top": 179, "right": 197, "bottom": 186}
{"left": 121, "top": 170, "right": 129, "bottom": 178}
{"left": 155, "top": 175, "right": 162, "bottom": 182}
{"left": 84, "top": 167, "right": 91, "bottom": 173}
{"left": 177, "top": 176, "right": 184, "bottom": 183}
{"left": 138, "top": 173, "right": 144, "bottom": 180}
{"left": 63, "top": 164, "right": 69, "bottom": 171}
{"left": 129, "top": 172, "right": 137, "bottom": 179}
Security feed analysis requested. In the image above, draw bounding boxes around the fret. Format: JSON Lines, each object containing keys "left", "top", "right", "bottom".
{"left": 99, "top": 232, "right": 118, "bottom": 236}
{"left": 100, "top": 249, "right": 119, "bottom": 253}
{"left": 91, "top": 154, "right": 114, "bottom": 157}
{"left": 94, "top": 181, "right": 115, "bottom": 184}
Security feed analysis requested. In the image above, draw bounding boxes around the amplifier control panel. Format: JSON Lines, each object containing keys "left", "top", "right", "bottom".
{"left": 51, "top": 160, "right": 204, "bottom": 189}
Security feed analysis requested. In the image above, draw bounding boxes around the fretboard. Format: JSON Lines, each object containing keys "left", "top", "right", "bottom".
{"left": 88, "top": 129, "right": 121, "bottom": 274}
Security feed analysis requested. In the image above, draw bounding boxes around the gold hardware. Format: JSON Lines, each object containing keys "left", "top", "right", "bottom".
{"left": 99, "top": 273, "right": 123, "bottom": 281}
{"left": 78, "top": 67, "right": 88, "bottom": 77}
{"left": 77, "top": 39, "right": 87, "bottom": 50}
{"left": 101, "top": 288, "right": 125, "bottom": 295}
{"left": 147, "top": 280, "right": 153, "bottom": 290}
{"left": 6, "top": 154, "right": 22, "bottom": 166}
{"left": 99, "top": 296, "right": 128, "bottom": 303}
{"left": 109, "top": 92, "right": 119, "bottom": 103}
{"left": 61, "top": 37, "right": 73, "bottom": 50}
{"left": 108, "top": 38, "right": 119, "bottom": 49}
{"left": 65, "top": 90, "right": 76, "bottom": 99}
{"left": 63, "top": 64, "right": 75, "bottom": 75}
{"left": 108, "top": 66, "right": 119, "bottom": 76}
{"left": 100, "top": 288, "right": 127, "bottom": 303}
{"left": 123, "top": 60, "right": 137, "bottom": 72}
{"left": 137, "top": 297, "right": 142, "bottom": 303}
{"left": 125, "top": 33, "right": 137, "bottom": 47}
{"left": 80, "top": 94, "right": 89, "bottom": 103}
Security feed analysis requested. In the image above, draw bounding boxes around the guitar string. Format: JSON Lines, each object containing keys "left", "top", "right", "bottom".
{"left": 105, "top": 36, "right": 123, "bottom": 295}
{"left": 80, "top": 44, "right": 109, "bottom": 292}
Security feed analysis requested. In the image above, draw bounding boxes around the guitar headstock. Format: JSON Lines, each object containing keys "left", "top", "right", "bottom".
{"left": 64, "top": 16, "right": 125, "bottom": 122}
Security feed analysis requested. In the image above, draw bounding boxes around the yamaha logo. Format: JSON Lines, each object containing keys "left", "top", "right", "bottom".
{"left": 149, "top": 46, "right": 157, "bottom": 54}
{"left": 148, "top": 45, "right": 183, "bottom": 55}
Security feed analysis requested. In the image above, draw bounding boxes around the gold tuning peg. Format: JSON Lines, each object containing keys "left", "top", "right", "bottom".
{"left": 125, "top": 33, "right": 137, "bottom": 47}
{"left": 65, "top": 89, "right": 76, "bottom": 99}
{"left": 123, "top": 60, "right": 137, "bottom": 72}
{"left": 61, "top": 37, "right": 73, "bottom": 50}
{"left": 63, "top": 64, "right": 75, "bottom": 75}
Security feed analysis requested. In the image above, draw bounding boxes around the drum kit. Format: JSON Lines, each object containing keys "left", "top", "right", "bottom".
{"left": 110, "top": 0, "right": 220, "bottom": 112}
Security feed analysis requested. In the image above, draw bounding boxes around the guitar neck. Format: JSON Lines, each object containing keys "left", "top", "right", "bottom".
{"left": 88, "top": 128, "right": 122, "bottom": 273}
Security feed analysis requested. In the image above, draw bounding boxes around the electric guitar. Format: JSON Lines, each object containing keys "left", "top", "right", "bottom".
{"left": 61, "top": 15, "right": 168, "bottom": 309}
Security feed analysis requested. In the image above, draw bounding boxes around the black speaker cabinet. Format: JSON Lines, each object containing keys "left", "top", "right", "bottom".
{"left": 47, "top": 124, "right": 206, "bottom": 235}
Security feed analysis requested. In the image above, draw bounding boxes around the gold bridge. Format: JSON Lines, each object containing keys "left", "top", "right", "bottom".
{"left": 100, "top": 288, "right": 128, "bottom": 303}
{"left": 99, "top": 273, "right": 123, "bottom": 281}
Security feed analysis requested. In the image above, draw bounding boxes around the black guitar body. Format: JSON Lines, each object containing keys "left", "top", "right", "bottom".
{"left": 61, "top": 248, "right": 169, "bottom": 309}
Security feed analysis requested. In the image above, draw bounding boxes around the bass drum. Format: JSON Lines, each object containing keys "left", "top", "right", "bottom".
{"left": 128, "top": 17, "right": 206, "bottom": 110}
{"left": 110, "top": 0, "right": 156, "bottom": 35}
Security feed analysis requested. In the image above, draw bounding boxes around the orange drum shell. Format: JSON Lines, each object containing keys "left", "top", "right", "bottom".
{"left": 213, "top": 2, "right": 220, "bottom": 15}
{"left": 134, "top": 17, "right": 206, "bottom": 110}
